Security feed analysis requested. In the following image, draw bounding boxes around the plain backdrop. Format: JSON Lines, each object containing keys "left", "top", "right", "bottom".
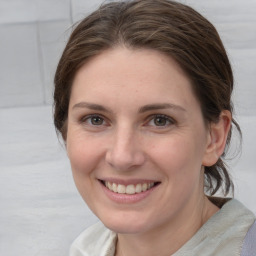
{"left": 0, "top": 0, "right": 256, "bottom": 255}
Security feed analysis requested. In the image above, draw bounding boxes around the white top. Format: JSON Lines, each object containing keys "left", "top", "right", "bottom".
{"left": 69, "top": 199, "right": 255, "bottom": 256}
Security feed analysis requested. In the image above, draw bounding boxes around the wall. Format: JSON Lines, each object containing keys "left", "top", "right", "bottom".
{"left": 0, "top": 0, "right": 255, "bottom": 255}
{"left": 1, "top": 0, "right": 256, "bottom": 114}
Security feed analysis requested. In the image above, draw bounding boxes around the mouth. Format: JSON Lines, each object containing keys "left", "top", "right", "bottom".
{"left": 100, "top": 180, "right": 160, "bottom": 195}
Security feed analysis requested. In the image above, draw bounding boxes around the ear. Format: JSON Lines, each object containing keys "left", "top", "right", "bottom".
{"left": 202, "top": 110, "right": 232, "bottom": 167}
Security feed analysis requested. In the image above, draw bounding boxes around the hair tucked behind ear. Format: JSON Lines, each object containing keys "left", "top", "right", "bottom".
{"left": 54, "top": 0, "right": 242, "bottom": 196}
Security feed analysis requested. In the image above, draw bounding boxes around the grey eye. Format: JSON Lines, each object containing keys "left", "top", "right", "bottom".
{"left": 90, "top": 116, "right": 104, "bottom": 125}
{"left": 154, "top": 116, "right": 168, "bottom": 126}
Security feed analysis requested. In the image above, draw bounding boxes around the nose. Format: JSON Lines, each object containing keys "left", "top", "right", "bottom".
{"left": 105, "top": 126, "right": 145, "bottom": 171}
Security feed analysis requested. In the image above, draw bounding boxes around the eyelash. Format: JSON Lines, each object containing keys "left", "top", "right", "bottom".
{"left": 146, "top": 114, "right": 175, "bottom": 128}
{"left": 80, "top": 114, "right": 107, "bottom": 126}
{"left": 79, "top": 114, "right": 175, "bottom": 128}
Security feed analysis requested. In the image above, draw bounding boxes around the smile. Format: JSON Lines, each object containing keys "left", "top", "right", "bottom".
{"left": 103, "top": 181, "right": 159, "bottom": 194}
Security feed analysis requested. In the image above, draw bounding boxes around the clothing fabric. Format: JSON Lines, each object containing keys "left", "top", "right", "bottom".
{"left": 69, "top": 199, "right": 255, "bottom": 256}
{"left": 241, "top": 220, "right": 256, "bottom": 256}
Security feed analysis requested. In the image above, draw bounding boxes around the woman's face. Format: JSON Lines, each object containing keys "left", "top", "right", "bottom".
{"left": 66, "top": 47, "right": 213, "bottom": 234}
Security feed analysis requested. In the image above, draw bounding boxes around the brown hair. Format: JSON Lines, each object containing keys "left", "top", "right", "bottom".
{"left": 54, "top": 0, "right": 241, "bottom": 196}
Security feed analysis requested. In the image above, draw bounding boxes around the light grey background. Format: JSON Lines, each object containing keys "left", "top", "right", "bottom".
{"left": 0, "top": 0, "right": 255, "bottom": 255}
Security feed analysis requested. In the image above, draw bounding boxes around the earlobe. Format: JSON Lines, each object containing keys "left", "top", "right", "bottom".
{"left": 202, "top": 110, "right": 231, "bottom": 167}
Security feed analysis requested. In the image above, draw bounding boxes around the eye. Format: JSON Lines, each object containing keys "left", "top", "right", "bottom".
{"left": 81, "top": 114, "right": 106, "bottom": 126}
{"left": 147, "top": 114, "right": 175, "bottom": 127}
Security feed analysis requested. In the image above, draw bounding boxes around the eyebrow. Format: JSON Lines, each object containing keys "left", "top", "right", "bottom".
{"left": 72, "top": 102, "right": 186, "bottom": 113}
{"left": 138, "top": 103, "right": 186, "bottom": 113}
{"left": 72, "top": 102, "right": 112, "bottom": 113}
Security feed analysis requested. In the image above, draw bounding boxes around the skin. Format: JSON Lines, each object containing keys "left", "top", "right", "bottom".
{"left": 66, "top": 47, "right": 231, "bottom": 256}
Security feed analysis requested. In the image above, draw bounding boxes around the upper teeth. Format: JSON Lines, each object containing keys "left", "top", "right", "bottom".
{"left": 104, "top": 181, "right": 155, "bottom": 194}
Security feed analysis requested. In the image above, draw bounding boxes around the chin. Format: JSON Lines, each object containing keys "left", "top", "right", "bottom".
{"left": 104, "top": 222, "right": 145, "bottom": 235}
{"left": 100, "top": 213, "right": 150, "bottom": 234}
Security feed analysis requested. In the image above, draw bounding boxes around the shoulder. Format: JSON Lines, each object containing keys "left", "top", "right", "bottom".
{"left": 69, "top": 222, "right": 117, "bottom": 256}
{"left": 205, "top": 199, "right": 256, "bottom": 254}
{"left": 219, "top": 199, "right": 256, "bottom": 255}
{"left": 241, "top": 220, "right": 256, "bottom": 256}
{"left": 207, "top": 199, "right": 255, "bottom": 250}
{"left": 174, "top": 198, "right": 256, "bottom": 256}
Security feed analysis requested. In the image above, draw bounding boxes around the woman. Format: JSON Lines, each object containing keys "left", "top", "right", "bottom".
{"left": 53, "top": 0, "right": 256, "bottom": 255}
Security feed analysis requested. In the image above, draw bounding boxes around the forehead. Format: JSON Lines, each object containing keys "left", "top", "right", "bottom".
{"left": 69, "top": 47, "right": 199, "bottom": 112}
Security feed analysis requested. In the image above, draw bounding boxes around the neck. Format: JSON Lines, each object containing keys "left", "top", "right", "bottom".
{"left": 115, "top": 196, "right": 219, "bottom": 256}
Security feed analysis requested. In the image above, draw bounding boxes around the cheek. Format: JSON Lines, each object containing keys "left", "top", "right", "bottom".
{"left": 67, "top": 132, "right": 104, "bottom": 177}
{"left": 149, "top": 135, "right": 205, "bottom": 187}
{"left": 150, "top": 138, "right": 196, "bottom": 170}
{"left": 66, "top": 133, "right": 107, "bottom": 204}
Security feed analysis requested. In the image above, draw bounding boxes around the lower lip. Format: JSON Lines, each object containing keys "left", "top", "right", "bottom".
{"left": 99, "top": 181, "right": 159, "bottom": 204}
